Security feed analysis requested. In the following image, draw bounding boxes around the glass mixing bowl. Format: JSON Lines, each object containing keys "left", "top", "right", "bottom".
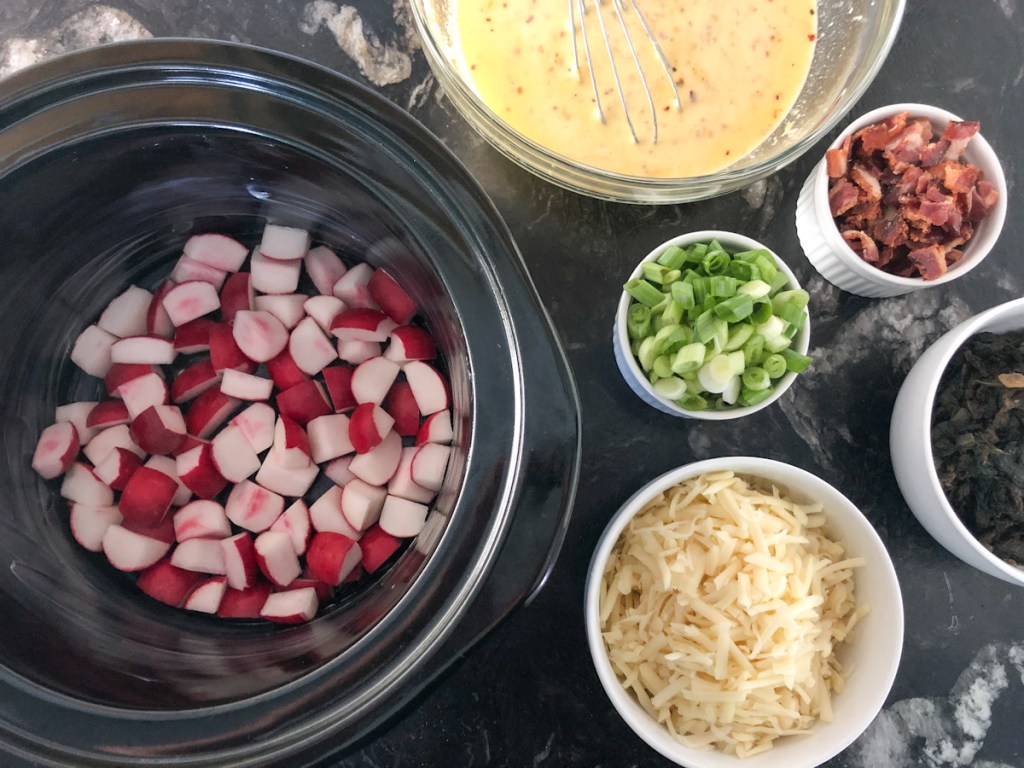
{"left": 410, "top": 0, "right": 906, "bottom": 204}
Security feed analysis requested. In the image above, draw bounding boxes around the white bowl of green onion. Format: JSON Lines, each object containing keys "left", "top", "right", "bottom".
{"left": 614, "top": 231, "right": 812, "bottom": 419}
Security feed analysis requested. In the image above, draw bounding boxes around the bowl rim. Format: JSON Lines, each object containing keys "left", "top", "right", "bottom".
{"left": 584, "top": 456, "right": 904, "bottom": 768}
{"left": 810, "top": 102, "right": 1008, "bottom": 289}
{"left": 614, "top": 231, "right": 810, "bottom": 420}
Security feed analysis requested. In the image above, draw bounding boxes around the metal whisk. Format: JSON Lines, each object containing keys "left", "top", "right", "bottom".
{"left": 569, "top": 0, "right": 682, "bottom": 144}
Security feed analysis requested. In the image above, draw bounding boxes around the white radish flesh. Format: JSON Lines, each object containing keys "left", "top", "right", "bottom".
{"left": 254, "top": 531, "right": 301, "bottom": 587}
{"left": 337, "top": 339, "right": 381, "bottom": 364}
{"left": 172, "top": 538, "right": 228, "bottom": 575}
{"left": 402, "top": 361, "right": 449, "bottom": 416}
{"left": 349, "top": 429, "right": 402, "bottom": 487}
{"left": 260, "top": 224, "right": 310, "bottom": 262}
{"left": 174, "top": 500, "right": 231, "bottom": 542}
{"left": 303, "top": 294, "right": 345, "bottom": 332}
{"left": 306, "top": 413, "right": 354, "bottom": 464}
{"left": 254, "top": 294, "right": 307, "bottom": 329}
{"left": 332, "top": 263, "right": 378, "bottom": 309}
{"left": 220, "top": 369, "right": 273, "bottom": 401}
{"left": 379, "top": 495, "right": 429, "bottom": 538}
{"left": 340, "top": 478, "right": 387, "bottom": 532}
{"left": 411, "top": 442, "right": 451, "bottom": 492}
{"left": 102, "top": 524, "right": 171, "bottom": 572}
{"left": 118, "top": 371, "right": 169, "bottom": 420}
{"left": 255, "top": 445, "right": 319, "bottom": 498}
{"left": 260, "top": 587, "right": 318, "bottom": 624}
{"left": 232, "top": 310, "right": 289, "bottom": 363}
{"left": 269, "top": 500, "right": 312, "bottom": 556}
{"left": 82, "top": 425, "right": 143, "bottom": 468}
{"left": 289, "top": 316, "right": 337, "bottom": 375}
{"left": 70, "top": 503, "right": 123, "bottom": 552}
{"left": 388, "top": 447, "right": 435, "bottom": 504}
{"left": 171, "top": 254, "right": 228, "bottom": 289}
{"left": 416, "top": 410, "right": 454, "bottom": 446}
{"left": 310, "top": 485, "right": 364, "bottom": 539}
{"left": 98, "top": 286, "right": 152, "bottom": 338}
{"left": 250, "top": 247, "right": 301, "bottom": 294}
{"left": 230, "top": 402, "right": 276, "bottom": 453}
{"left": 71, "top": 325, "right": 118, "bottom": 377}
{"left": 212, "top": 425, "right": 261, "bottom": 483}
{"left": 305, "top": 245, "right": 347, "bottom": 295}
{"left": 225, "top": 480, "right": 284, "bottom": 533}
{"left": 32, "top": 422, "right": 80, "bottom": 479}
{"left": 55, "top": 401, "right": 99, "bottom": 445}
{"left": 221, "top": 533, "right": 257, "bottom": 590}
{"left": 183, "top": 233, "right": 248, "bottom": 272}
{"left": 323, "top": 455, "right": 356, "bottom": 488}
{"left": 110, "top": 335, "right": 176, "bottom": 365}
{"left": 184, "top": 576, "right": 228, "bottom": 614}
{"left": 162, "top": 281, "right": 221, "bottom": 327}
{"left": 351, "top": 356, "right": 400, "bottom": 405}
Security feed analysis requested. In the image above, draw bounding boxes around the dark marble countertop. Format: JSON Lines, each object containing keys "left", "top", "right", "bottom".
{"left": 2, "top": 2, "right": 1023, "bottom": 767}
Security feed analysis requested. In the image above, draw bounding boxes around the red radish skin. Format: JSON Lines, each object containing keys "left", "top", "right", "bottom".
{"left": 129, "top": 404, "right": 186, "bottom": 455}
{"left": 183, "top": 233, "right": 248, "bottom": 272}
{"left": 306, "top": 413, "right": 354, "bottom": 464}
{"left": 174, "top": 500, "right": 231, "bottom": 542}
{"left": 382, "top": 380, "right": 420, "bottom": 437}
{"left": 332, "top": 263, "right": 378, "bottom": 309}
{"left": 336, "top": 339, "right": 382, "bottom": 364}
{"left": 173, "top": 317, "right": 217, "bottom": 354}
{"left": 171, "top": 254, "right": 228, "bottom": 290}
{"left": 348, "top": 403, "right": 394, "bottom": 454}
{"left": 289, "top": 316, "right": 338, "bottom": 375}
{"left": 379, "top": 495, "right": 429, "bottom": 538}
{"left": 184, "top": 576, "right": 228, "bottom": 614}
{"left": 221, "top": 533, "right": 258, "bottom": 590}
{"left": 71, "top": 325, "right": 118, "bottom": 377}
{"left": 283, "top": 577, "right": 333, "bottom": 602}
{"left": 162, "top": 281, "right": 221, "bottom": 327}
{"left": 61, "top": 463, "right": 115, "bottom": 506}
{"left": 402, "top": 361, "right": 450, "bottom": 416}
{"left": 121, "top": 514, "right": 176, "bottom": 545}
{"left": 330, "top": 307, "right": 392, "bottom": 343}
{"left": 82, "top": 424, "right": 143, "bottom": 467}
{"left": 410, "top": 442, "right": 451, "bottom": 493}
{"left": 185, "top": 388, "right": 241, "bottom": 439}
{"left": 217, "top": 581, "right": 272, "bottom": 618}
{"left": 340, "top": 478, "right": 388, "bottom": 532}
{"left": 322, "top": 365, "right": 357, "bottom": 411}
{"left": 266, "top": 347, "right": 310, "bottom": 390}
{"left": 306, "top": 532, "right": 362, "bottom": 585}
{"left": 349, "top": 429, "right": 402, "bottom": 487}
{"left": 384, "top": 325, "right": 437, "bottom": 363}
{"left": 254, "top": 294, "right": 307, "bottom": 330}
{"left": 359, "top": 525, "right": 401, "bottom": 574}
{"left": 276, "top": 380, "right": 332, "bottom": 426}
{"left": 230, "top": 403, "right": 276, "bottom": 454}
{"left": 104, "top": 363, "right": 156, "bottom": 397}
{"left": 269, "top": 500, "right": 312, "bottom": 556}
{"left": 69, "top": 503, "right": 123, "bottom": 552}
{"left": 147, "top": 280, "right": 176, "bottom": 339}
{"left": 93, "top": 447, "right": 142, "bottom": 491}
{"left": 143, "top": 455, "right": 192, "bottom": 507}
{"left": 367, "top": 269, "right": 416, "bottom": 325}
{"left": 102, "top": 524, "right": 171, "bottom": 572}
{"left": 342, "top": 564, "right": 364, "bottom": 585}
{"left": 225, "top": 480, "right": 285, "bottom": 533}
{"left": 208, "top": 323, "right": 255, "bottom": 372}
{"left": 220, "top": 369, "right": 273, "bottom": 401}
{"left": 172, "top": 538, "right": 228, "bottom": 575}
{"left": 251, "top": 247, "right": 301, "bottom": 294}
{"left": 172, "top": 434, "right": 206, "bottom": 458}
{"left": 137, "top": 559, "right": 204, "bottom": 607}
{"left": 220, "top": 271, "right": 254, "bottom": 324}
{"left": 56, "top": 401, "right": 100, "bottom": 445}
{"left": 119, "top": 467, "right": 178, "bottom": 527}
{"left": 32, "top": 422, "right": 80, "bottom": 479}
{"left": 351, "top": 356, "right": 400, "bottom": 405}
{"left": 324, "top": 455, "right": 356, "bottom": 487}
{"left": 86, "top": 399, "right": 131, "bottom": 429}
{"left": 415, "top": 410, "right": 454, "bottom": 446}
{"left": 176, "top": 443, "right": 228, "bottom": 499}
{"left": 232, "top": 310, "right": 289, "bottom": 363}
{"left": 254, "top": 531, "right": 301, "bottom": 587}
{"left": 260, "top": 225, "right": 310, "bottom": 262}
{"left": 212, "top": 424, "right": 262, "bottom": 482}
{"left": 309, "top": 485, "right": 363, "bottom": 539}
{"left": 260, "top": 587, "right": 318, "bottom": 624}
{"left": 303, "top": 295, "right": 345, "bottom": 332}
{"left": 305, "top": 246, "right": 347, "bottom": 295}
{"left": 117, "top": 371, "right": 169, "bottom": 420}
{"left": 110, "top": 335, "right": 176, "bottom": 365}
{"left": 274, "top": 416, "right": 312, "bottom": 469}
{"left": 255, "top": 445, "right": 320, "bottom": 498}
{"left": 98, "top": 286, "right": 152, "bottom": 339}
{"left": 171, "top": 359, "right": 222, "bottom": 404}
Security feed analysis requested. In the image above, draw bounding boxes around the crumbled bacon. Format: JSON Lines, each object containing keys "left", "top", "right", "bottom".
{"left": 826, "top": 113, "right": 997, "bottom": 280}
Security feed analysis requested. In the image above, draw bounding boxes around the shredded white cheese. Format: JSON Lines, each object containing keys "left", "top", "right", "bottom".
{"left": 600, "top": 470, "right": 868, "bottom": 757}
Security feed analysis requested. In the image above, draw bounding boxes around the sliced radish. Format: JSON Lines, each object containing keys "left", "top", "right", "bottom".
{"left": 349, "top": 429, "right": 402, "bottom": 487}
{"left": 332, "top": 263, "right": 378, "bottom": 309}
{"left": 289, "top": 316, "right": 337, "bottom": 375}
{"left": 255, "top": 294, "right": 307, "bottom": 330}
{"left": 322, "top": 365, "right": 356, "bottom": 411}
{"left": 348, "top": 403, "right": 394, "bottom": 454}
{"left": 230, "top": 402, "right": 276, "bottom": 454}
{"left": 306, "top": 532, "right": 362, "bottom": 585}
{"left": 172, "top": 434, "right": 207, "bottom": 458}
{"left": 185, "top": 388, "right": 241, "bottom": 439}
{"left": 221, "top": 532, "right": 258, "bottom": 590}
{"left": 367, "top": 268, "right": 416, "bottom": 325}
{"left": 323, "top": 455, "right": 356, "bottom": 487}
{"left": 303, "top": 294, "right": 345, "bottom": 332}
{"left": 360, "top": 525, "right": 401, "bottom": 574}
{"left": 212, "top": 424, "right": 261, "bottom": 482}
{"left": 68, "top": 502, "right": 122, "bottom": 553}
{"left": 384, "top": 325, "right": 437, "bottom": 362}
{"left": 172, "top": 538, "right": 228, "bottom": 575}
{"left": 176, "top": 443, "right": 228, "bottom": 499}
{"left": 118, "top": 371, "right": 169, "bottom": 420}
{"left": 411, "top": 442, "right": 451, "bottom": 492}
{"left": 250, "top": 247, "right": 301, "bottom": 294}
{"left": 306, "top": 413, "right": 354, "bottom": 464}
{"left": 336, "top": 339, "right": 382, "bottom": 364}
{"left": 232, "top": 310, "right": 289, "bottom": 363}
{"left": 255, "top": 444, "right": 319, "bottom": 498}
{"left": 82, "top": 424, "right": 143, "bottom": 468}
{"left": 284, "top": 577, "right": 333, "bottom": 602}
{"left": 276, "top": 380, "right": 331, "bottom": 426}
{"left": 403, "top": 361, "right": 450, "bottom": 416}
{"left": 379, "top": 495, "right": 429, "bottom": 538}
{"left": 220, "top": 369, "right": 273, "bottom": 401}
{"left": 174, "top": 500, "right": 231, "bottom": 542}
{"left": 138, "top": 558, "right": 204, "bottom": 606}
{"left": 184, "top": 576, "right": 228, "bottom": 614}
{"left": 183, "top": 233, "right": 248, "bottom": 272}
{"left": 260, "top": 224, "right": 310, "bottom": 262}
{"left": 342, "top": 564, "right": 363, "bottom": 584}
{"left": 209, "top": 323, "right": 255, "bottom": 372}
{"left": 220, "top": 271, "right": 254, "bottom": 324}
{"left": 330, "top": 308, "right": 392, "bottom": 343}
{"left": 225, "top": 479, "right": 284, "bottom": 533}
{"left": 98, "top": 286, "right": 152, "bottom": 338}
{"left": 162, "top": 280, "right": 221, "bottom": 327}
{"left": 129, "top": 404, "right": 186, "bottom": 455}
{"left": 110, "top": 335, "right": 176, "bottom": 365}
{"left": 260, "top": 587, "right": 318, "bottom": 624}
{"left": 119, "top": 466, "right": 177, "bottom": 527}
{"left": 104, "top": 363, "right": 157, "bottom": 398}
{"left": 173, "top": 317, "right": 217, "bottom": 354}
{"left": 274, "top": 416, "right": 312, "bottom": 469}
{"left": 143, "top": 453, "right": 192, "bottom": 507}
{"left": 171, "top": 359, "right": 221, "bottom": 404}
{"left": 351, "top": 356, "right": 400, "bottom": 405}
{"left": 32, "top": 421, "right": 80, "bottom": 479}
{"left": 93, "top": 446, "right": 142, "bottom": 491}
{"left": 254, "top": 531, "right": 301, "bottom": 587}
{"left": 55, "top": 401, "right": 99, "bottom": 445}
{"left": 305, "top": 245, "right": 347, "bottom": 295}
{"left": 147, "top": 280, "right": 176, "bottom": 339}
{"left": 121, "top": 509, "right": 176, "bottom": 544}
{"left": 340, "top": 478, "right": 387, "bottom": 532}
{"left": 309, "top": 485, "right": 363, "bottom": 539}
{"left": 416, "top": 409, "right": 454, "bottom": 446}
{"left": 86, "top": 399, "right": 131, "bottom": 429}
{"left": 102, "top": 524, "right": 171, "bottom": 572}
{"left": 383, "top": 380, "right": 420, "bottom": 437}
{"left": 217, "top": 581, "right": 272, "bottom": 618}
{"left": 171, "top": 254, "right": 228, "bottom": 289}
{"left": 266, "top": 347, "right": 309, "bottom": 390}
{"left": 269, "top": 499, "right": 311, "bottom": 556}
{"left": 70, "top": 324, "right": 118, "bottom": 377}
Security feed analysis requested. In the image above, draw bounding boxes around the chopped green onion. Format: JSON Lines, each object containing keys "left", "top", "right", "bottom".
{"left": 776, "top": 301, "right": 806, "bottom": 328}
{"left": 768, "top": 270, "right": 790, "bottom": 294}
{"left": 671, "top": 280, "right": 695, "bottom": 309}
{"left": 723, "top": 323, "right": 754, "bottom": 352}
{"left": 753, "top": 254, "right": 778, "bottom": 284}
{"left": 654, "top": 324, "right": 690, "bottom": 356}
{"left": 653, "top": 376, "right": 687, "bottom": 400}
{"left": 727, "top": 351, "right": 746, "bottom": 377}
{"left": 624, "top": 278, "right": 664, "bottom": 307}
{"left": 742, "top": 334, "right": 765, "bottom": 367}
{"left": 772, "top": 289, "right": 809, "bottom": 310}
{"left": 733, "top": 248, "right": 771, "bottom": 263}
{"left": 671, "top": 342, "right": 706, "bottom": 374}
{"left": 627, "top": 304, "right": 651, "bottom": 340}
{"left": 678, "top": 393, "right": 709, "bottom": 411}
{"left": 660, "top": 300, "right": 684, "bottom": 327}
{"left": 729, "top": 259, "right": 759, "bottom": 282}
{"left": 653, "top": 354, "right": 674, "bottom": 379}
{"left": 739, "top": 387, "right": 775, "bottom": 407}
{"left": 689, "top": 242, "right": 708, "bottom": 262}
{"left": 702, "top": 249, "right": 730, "bottom": 276}
{"left": 750, "top": 301, "right": 773, "bottom": 324}
{"left": 738, "top": 280, "right": 771, "bottom": 300}
{"left": 709, "top": 276, "right": 739, "bottom": 298}
{"left": 742, "top": 366, "right": 770, "bottom": 391}
{"left": 712, "top": 293, "right": 754, "bottom": 323}
{"left": 763, "top": 353, "right": 787, "bottom": 379}
{"left": 694, "top": 309, "right": 721, "bottom": 344}
{"left": 657, "top": 245, "right": 687, "bottom": 269}
{"left": 637, "top": 336, "right": 658, "bottom": 372}
{"left": 780, "top": 348, "right": 813, "bottom": 373}
{"left": 764, "top": 334, "right": 792, "bottom": 353}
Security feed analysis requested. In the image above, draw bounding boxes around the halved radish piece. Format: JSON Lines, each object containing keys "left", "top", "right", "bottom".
{"left": 309, "top": 485, "right": 363, "bottom": 539}
{"left": 119, "top": 466, "right": 177, "bottom": 527}
{"left": 342, "top": 564, "right": 363, "bottom": 584}
{"left": 254, "top": 531, "right": 301, "bottom": 587}
{"left": 176, "top": 443, "right": 228, "bottom": 499}
{"left": 274, "top": 416, "right": 312, "bottom": 469}
{"left": 323, "top": 455, "right": 356, "bottom": 487}
{"left": 306, "top": 413, "right": 354, "bottom": 464}
{"left": 32, "top": 422, "right": 80, "bottom": 479}
{"left": 185, "top": 388, "right": 241, "bottom": 439}
{"left": 217, "top": 581, "right": 272, "bottom": 618}
{"left": 255, "top": 445, "right": 319, "bottom": 498}
{"left": 172, "top": 538, "right": 228, "bottom": 575}
{"left": 173, "top": 317, "right": 217, "bottom": 354}
{"left": 276, "top": 380, "right": 332, "bottom": 426}
{"left": 56, "top": 401, "right": 99, "bottom": 445}
{"left": 351, "top": 356, "right": 400, "bottom": 405}
{"left": 384, "top": 325, "right": 437, "bottom": 362}
{"left": 251, "top": 247, "right": 301, "bottom": 294}
{"left": 171, "top": 254, "right": 228, "bottom": 289}
{"left": 69, "top": 503, "right": 123, "bottom": 552}
{"left": 367, "top": 268, "right": 416, "bottom": 325}
{"left": 174, "top": 500, "right": 231, "bottom": 542}
{"left": 118, "top": 371, "right": 169, "bottom": 420}
{"left": 305, "top": 245, "right": 347, "bottom": 295}
{"left": 184, "top": 576, "right": 228, "bottom": 614}
{"left": 403, "top": 361, "right": 450, "bottom": 416}
{"left": 63, "top": 465, "right": 112, "bottom": 526}
{"left": 348, "top": 403, "right": 394, "bottom": 454}
{"left": 332, "top": 263, "right": 378, "bottom": 309}
{"left": 416, "top": 409, "right": 454, "bottom": 446}
{"left": 102, "top": 524, "right": 171, "bottom": 572}
{"left": 260, "top": 224, "right": 310, "bottom": 262}
{"left": 230, "top": 402, "right": 276, "bottom": 454}
{"left": 340, "top": 478, "right": 387, "bottom": 532}
{"left": 163, "top": 280, "right": 221, "bottom": 327}
{"left": 349, "top": 429, "right": 402, "bottom": 487}
{"left": 260, "top": 587, "right": 318, "bottom": 624}
{"left": 209, "top": 323, "right": 255, "bottom": 372}
{"left": 221, "top": 532, "right": 258, "bottom": 590}
{"left": 183, "top": 233, "right": 248, "bottom": 272}
{"left": 225, "top": 480, "right": 284, "bottom": 533}
{"left": 105, "top": 363, "right": 156, "bottom": 398}
{"left": 303, "top": 294, "right": 345, "bottom": 332}
{"left": 121, "top": 514, "right": 176, "bottom": 545}
{"left": 411, "top": 442, "right": 451, "bottom": 492}
{"left": 220, "top": 369, "right": 273, "bottom": 401}
{"left": 137, "top": 559, "right": 204, "bottom": 606}
{"left": 379, "top": 495, "right": 429, "bottom": 538}
{"left": 70, "top": 324, "right": 118, "bottom": 377}
{"left": 322, "top": 365, "right": 356, "bottom": 412}
{"left": 266, "top": 347, "right": 309, "bottom": 391}
{"left": 289, "top": 316, "right": 337, "bottom": 375}
{"left": 172, "top": 434, "right": 206, "bottom": 458}
{"left": 212, "top": 425, "right": 261, "bottom": 482}
{"left": 306, "top": 532, "right": 362, "bottom": 585}
{"left": 282, "top": 577, "right": 332, "bottom": 602}
{"left": 269, "top": 499, "right": 311, "bottom": 556}
{"left": 383, "top": 380, "right": 420, "bottom": 437}
{"left": 330, "top": 308, "right": 392, "bottom": 343}
{"left": 130, "top": 404, "right": 186, "bottom": 455}
{"left": 82, "top": 424, "right": 144, "bottom": 468}
{"left": 93, "top": 447, "right": 142, "bottom": 491}
{"left": 232, "top": 310, "right": 289, "bottom": 363}
{"left": 220, "top": 271, "right": 254, "bottom": 324}
{"left": 98, "top": 286, "right": 152, "bottom": 338}
{"left": 336, "top": 339, "right": 382, "bottom": 364}
{"left": 110, "top": 335, "right": 176, "bottom": 365}
{"left": 171, "top": 359, "right": 221, "bottom": 404}
{"left": 86, "top": 399, "right": 131, "bottom": 429}
{"left": 147, "top": 280, "right": 176, "bottom": 339}
{"left": 144, "top": 455, "right": 192, "bottom": 507}
{"left": 360, "top": 525, "right": 402, "bottom": 574}
{"left": 255, "top": 294, "right": 307, "bottom": 330}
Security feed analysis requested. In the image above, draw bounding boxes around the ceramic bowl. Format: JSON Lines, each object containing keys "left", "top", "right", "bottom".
{"left": 795, "top": 103, "right": 1006, "bottom": 297}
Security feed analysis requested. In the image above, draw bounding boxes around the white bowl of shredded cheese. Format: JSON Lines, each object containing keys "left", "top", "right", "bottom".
{"left": 585, "top": 457, "right": 903, "bottom": 767}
